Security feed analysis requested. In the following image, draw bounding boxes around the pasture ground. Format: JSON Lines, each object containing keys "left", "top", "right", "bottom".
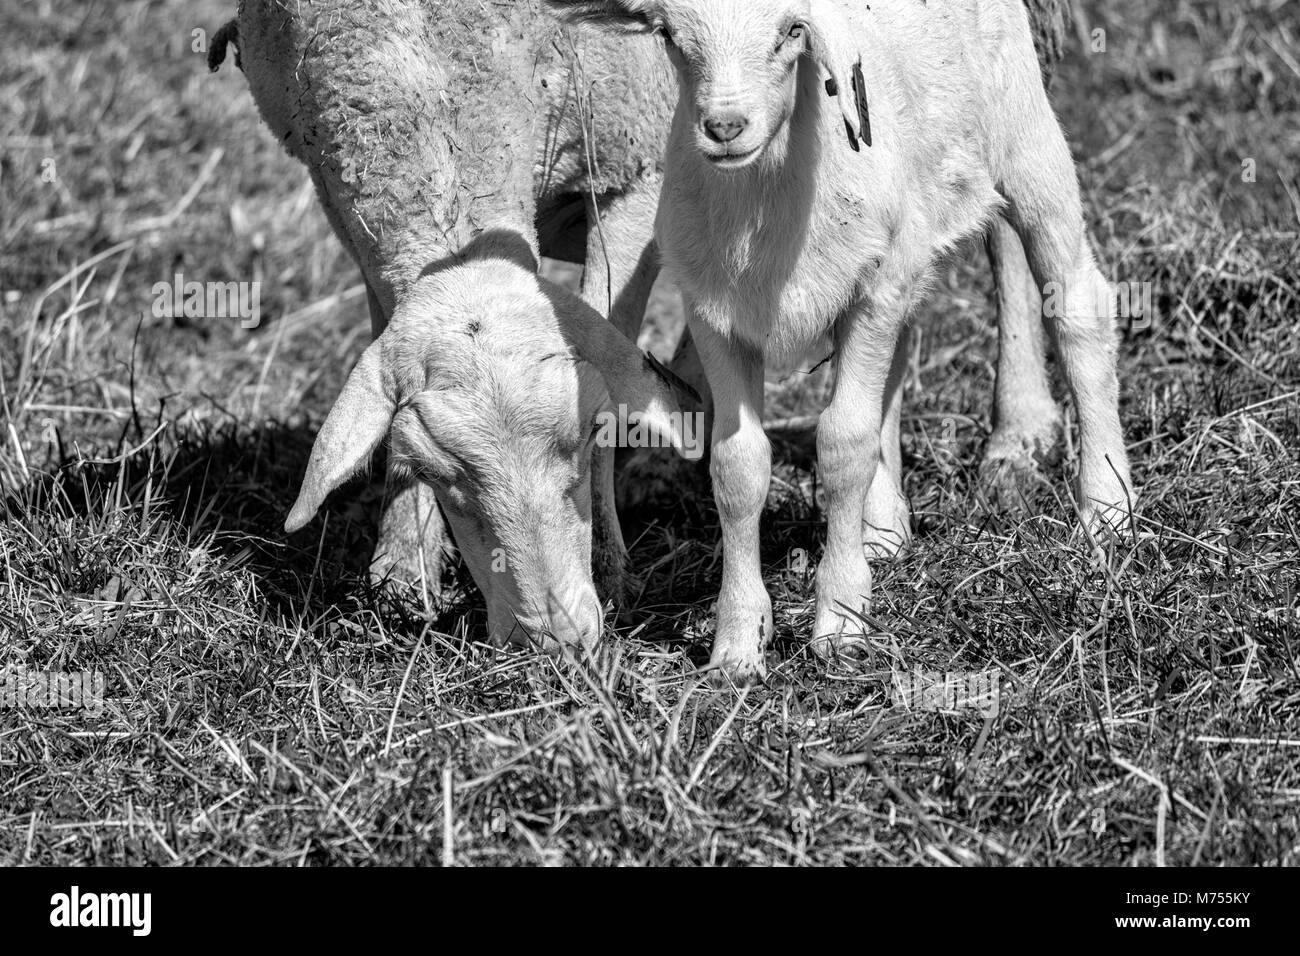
{"left": 1, "top": 0, "right": 1298, "bottom": 865}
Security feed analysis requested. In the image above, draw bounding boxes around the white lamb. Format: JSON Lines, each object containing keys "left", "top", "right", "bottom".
{"left": 549, "top": 0, "right": 1135, "bottom": 681}
{"left": 210, "top": 1, "right": 688, "bottom": 650}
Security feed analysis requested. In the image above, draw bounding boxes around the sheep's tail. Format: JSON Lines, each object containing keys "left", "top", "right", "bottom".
{"left": 208, "top": 18, "right": 241, "bottom": 73}
{"left": 1023, "top": 0, "right": 1072, "bottom": 87}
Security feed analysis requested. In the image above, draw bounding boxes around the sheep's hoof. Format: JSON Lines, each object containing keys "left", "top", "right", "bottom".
{"left": 370, "top": 531, "right": 451, "bottom": 604}
{"left": 369, "top": 547, "right": 446, "bottom": 601}
{"left": 592, "top": 551, "right": 630, "bottom": 608}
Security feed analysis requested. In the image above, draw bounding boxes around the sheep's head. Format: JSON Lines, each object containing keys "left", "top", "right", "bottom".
{"left": 286, "top": 258, "right": 689, "bottom": 653}
{"left": 547, "top": 0, "right": 866, "bottom": 169}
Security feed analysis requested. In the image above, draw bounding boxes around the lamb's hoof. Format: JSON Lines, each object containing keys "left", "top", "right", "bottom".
{"left": 810, "top": 632, "right": 871, "bottom": 666}
{"left": 706, "top": 596, "right": 772, "bottom": 687}
{"left": 862, "top": 517, "right": 912, "bottom": 561}
{"left": 980, "top": 435, "right": 1056, "bottom": 515}
{"left": 862, "top": 481, "right": 912, "bottom": 560}
{"left": 1079, "top": 498, "right": 1136, "bottom": 546}
{"left": 813, "top": 558, "right": 872, "bottom": 660}
{"left": 706, "top": 649, "right": 767, "bottom": 688}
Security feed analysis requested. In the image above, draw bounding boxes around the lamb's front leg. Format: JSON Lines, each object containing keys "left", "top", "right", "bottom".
{"left": 814, "top": 303, "right": 904, "bottom": 660}
{"left": 691, "top": 317, "right": 772, "bottom": 685}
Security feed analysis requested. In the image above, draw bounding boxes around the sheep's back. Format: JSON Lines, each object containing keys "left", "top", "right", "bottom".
{"left": 238, "top": 0, "right": 567, "bottom": 302}
{"left": 537, "top": 30, "right": 676, "bottom": 197}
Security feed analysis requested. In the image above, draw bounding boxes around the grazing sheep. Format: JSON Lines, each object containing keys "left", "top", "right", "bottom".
{"left": 549, "top": 0, "right": 1133, "bottom": 681}
{"left": 210, "top": 0, "right": 687, "bottom": 650}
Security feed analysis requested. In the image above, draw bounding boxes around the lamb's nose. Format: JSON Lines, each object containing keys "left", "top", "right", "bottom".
{"left": 704, "top": 112, "right": 748, "bottom": 143}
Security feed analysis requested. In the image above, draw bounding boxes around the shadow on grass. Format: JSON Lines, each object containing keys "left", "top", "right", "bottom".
{"left": 2, "top": 419, "right": 484, "bottom": 638}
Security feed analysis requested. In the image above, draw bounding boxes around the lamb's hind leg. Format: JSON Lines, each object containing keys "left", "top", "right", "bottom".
{"left": 981, "top": 215, "right": 1062, "bottom": 507}
{"left": 1000, "top": 107, "right": 1134, "bottom": 532}
{"left": 862, "top": 325, "right": 912, "bottom": 560}
{"left": 815, "top": 299, "right": 906, "bottom": 660}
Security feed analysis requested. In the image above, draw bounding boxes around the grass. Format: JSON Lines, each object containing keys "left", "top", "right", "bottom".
{"left": 1, "top": 0, "right": 1298, "bottom": 866}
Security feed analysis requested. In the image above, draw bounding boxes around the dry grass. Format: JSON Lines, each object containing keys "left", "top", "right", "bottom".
{"left": 0, "top": 0, "right": 1297, "bottom": 865}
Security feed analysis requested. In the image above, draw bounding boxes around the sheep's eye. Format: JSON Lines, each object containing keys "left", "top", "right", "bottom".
{"left": 658, "top": 25, "right": 675, "bottom": 47}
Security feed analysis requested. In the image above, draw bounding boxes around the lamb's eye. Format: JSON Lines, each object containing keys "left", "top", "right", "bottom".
{"left": 658, "top": 25, "right": 675, "bottom": 47}
{"left": 777, "top": 23, "right": 805, "bottom": 52}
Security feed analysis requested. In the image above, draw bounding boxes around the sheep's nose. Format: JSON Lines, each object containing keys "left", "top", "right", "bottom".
{"left": 498, "top": 592, "right": 603, "bottom": 654}
{"left": 704, "top": 112, "right": 749, "bottom": 143}
{"left": 548, "top": 593, "right": 602, "bottom": 652}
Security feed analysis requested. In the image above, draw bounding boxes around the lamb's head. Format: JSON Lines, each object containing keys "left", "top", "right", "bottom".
{"left": 547, "top": 0, "right": 865, "bottom": 170}
{"left": 286, "top": 259, "right": 687, "bottom": 653}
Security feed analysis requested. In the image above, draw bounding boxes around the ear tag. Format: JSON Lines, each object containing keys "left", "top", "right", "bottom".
{"left": 852, "top": 61, "right": 872, "bottom": 148}
{"left": 825, "top": 65, "right": 872, "bottom": 151}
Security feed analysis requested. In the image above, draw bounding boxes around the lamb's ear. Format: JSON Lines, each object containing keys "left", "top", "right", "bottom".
{"left": 286, "top": 342, "right": 397, "bottom": 533}
{"left": 558, "top": 293, "right": 698, "bottom": 460}
{"left": 544, "top": 0, "right": 657, "bottom": 30}
{"left": 807, "top": 0, "right": 871, "bottom": 150}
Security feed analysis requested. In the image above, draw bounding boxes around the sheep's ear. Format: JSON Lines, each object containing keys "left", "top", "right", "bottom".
{"left": 558, "top": 293, "right": 698, "bottom": 460}
{"left": 286, "top": 342, "right": 397, "bottom": 533}
{"left": 807, "top": 0, "right": 871, "bottom": 150}
{"left": 544, "top": 0, "right": 657, "bottom": 30}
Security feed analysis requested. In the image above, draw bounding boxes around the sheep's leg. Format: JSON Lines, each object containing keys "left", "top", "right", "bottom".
{"left": 372, "top": 482, "right": 450, "bottom": 602}
{"left": 692, "top": 315, "right": 772, "bottom": 685}
{"left": 981, "top": 215, "right": 1061, "bottom": 507}
{"left": 580, "top": 183, "right": 663, "bottom": 604}
{"left": 813, "top": 301, "right": 904, "bottom": 659}
{"left": 364, "top": 280, "right": 452, "bottom": 602}
{"left": 666, "top": 324, "right": 713, "bottom": 431}
{"left": 1001, "top": 125, "right": 1134, "bottom": 532}
{"left": 582, "top": 181, "right": 661, "bottom": 342}
{"left": 618, "top": 311, "right": 715, "bottom": 513}
{"left": 861, "top": 324, "right": 912, "bottom": 559}
{"left": 588, "top": 448, "right": 626, "bottom": 606}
